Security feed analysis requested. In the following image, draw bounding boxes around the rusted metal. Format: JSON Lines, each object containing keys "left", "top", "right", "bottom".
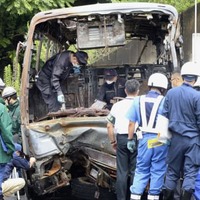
{"left": 47, "top": 108, "right": 109, "bottom": 118}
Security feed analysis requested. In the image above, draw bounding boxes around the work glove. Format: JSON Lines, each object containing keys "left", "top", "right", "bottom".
{"left": 127, "top": 139, "right": 136, "bottom": 153}
{"left": 57, "top": 94, "right": 65, "bottom": 103}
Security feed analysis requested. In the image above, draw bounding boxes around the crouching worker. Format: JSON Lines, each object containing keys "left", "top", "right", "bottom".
{"left": 2, "top": 178, "right": 25, "bottom": 197}
{"left": 126, "top": 73, "right": 169, "bottom": 200}
{"left": 2, "top": 143, "right": 36, "bottom": 198}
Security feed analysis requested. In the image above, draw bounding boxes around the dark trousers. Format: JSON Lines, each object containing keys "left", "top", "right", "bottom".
{"left": 36, "top": 80, "right": 61, "bottom": 112}
{"left": 174, "top": 176, "right": 183, "bottom": 200}
{"left": 164, "top": 133, "right": 200, "bottom": 192}
{"left": 41, "top": 92, "right": 61, "bottom": 112}
{"left": 116, "top": 134, "right": 137, "bottom": 200}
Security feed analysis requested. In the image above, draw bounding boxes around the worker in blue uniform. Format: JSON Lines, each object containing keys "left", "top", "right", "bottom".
{"left": 191, "top": 77, "right": 200, "bottom": 200}
{"left": 162, "top": 62, "right": 200, "bottom": 200}
{"left": 126, "top": 73, "right": 169, "bottom": 200}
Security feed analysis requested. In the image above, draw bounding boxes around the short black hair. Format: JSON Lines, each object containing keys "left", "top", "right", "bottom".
{"left": 125, "top": 79, "right": 140, "bottom": 94}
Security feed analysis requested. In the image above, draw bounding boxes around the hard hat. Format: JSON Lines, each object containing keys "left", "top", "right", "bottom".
{"left": 75, "top": 51, "right": 88, "bottom": 65}
{"left": 0, "top": 78, "right": 5, "bottom": 90}
{"left": 2, "top": 86, "right": 17, "bottom": 98}
{"left": 181, "top": 62, "right": 200, "bottom": 76}
{"left": 148, "top": 73, "right": 168, "bottom": 89}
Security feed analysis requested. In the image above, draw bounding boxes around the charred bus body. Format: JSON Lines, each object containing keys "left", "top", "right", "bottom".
{"left": 18, "top": 3, "right": 182, "bottom": 199}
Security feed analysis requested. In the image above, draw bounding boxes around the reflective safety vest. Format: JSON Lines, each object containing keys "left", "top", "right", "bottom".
{"left": 138, "top": 95, "right": 163, "bottom": 134}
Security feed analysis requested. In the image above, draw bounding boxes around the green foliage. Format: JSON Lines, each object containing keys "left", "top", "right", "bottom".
{"left": 3, "top": 58, "right": 21, "bottom": 95}
{"left": 4, "top": 64, "right": 12, "bottom": 87}
{"left": 0, "top": 38, "right": 11, "bottom": 48}
{"left": 5, "top": 0, "right": 75, "bottom": 15}
{"left": 12, "top": 57, "right": 21, "bottom": 94}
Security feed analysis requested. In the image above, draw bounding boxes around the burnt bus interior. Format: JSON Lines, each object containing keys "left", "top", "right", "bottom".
{"left": 27, "top": 9, "right": 181, "bottom": 121}
{"left": 19, "top": 4, "right": 183, "bottom": 198}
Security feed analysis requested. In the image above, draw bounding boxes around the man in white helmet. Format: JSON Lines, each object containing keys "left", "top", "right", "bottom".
{"left": 2, "top": 87, "right": 21, "bottom": 144}
{"left": 162, "top": 62, "right": 200, "bottom": 200}
{"left": 126, "top": 73, "right": 169, "bottom": 200}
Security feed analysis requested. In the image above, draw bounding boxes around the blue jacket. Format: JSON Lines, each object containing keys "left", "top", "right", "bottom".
{"left": 162, "top": 83, "right": 200, "bottom": 137}
{"left": 3, "top": 154, "right": 30, "bottom": 181}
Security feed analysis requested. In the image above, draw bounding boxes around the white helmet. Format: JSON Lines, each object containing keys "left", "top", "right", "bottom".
{"left": 148, "top": 73, "right": 168, "bottom": 89}
{"left": 0, "top": 78, "right": 5, "bottom": 90}
{"left": 2, "top": 86, "right": 17, "bottom": 98}
{"left": 181, "top": 62, "right": 200, "bottom": 76}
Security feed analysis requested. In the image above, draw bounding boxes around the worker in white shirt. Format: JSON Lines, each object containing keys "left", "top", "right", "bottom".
{"left": 106, "top": 79, "right": 140, "bottom": 200}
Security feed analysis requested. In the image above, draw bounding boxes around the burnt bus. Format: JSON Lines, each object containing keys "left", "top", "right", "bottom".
{"left": 18, "top": 2, "right": 182, "bottom": 199}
